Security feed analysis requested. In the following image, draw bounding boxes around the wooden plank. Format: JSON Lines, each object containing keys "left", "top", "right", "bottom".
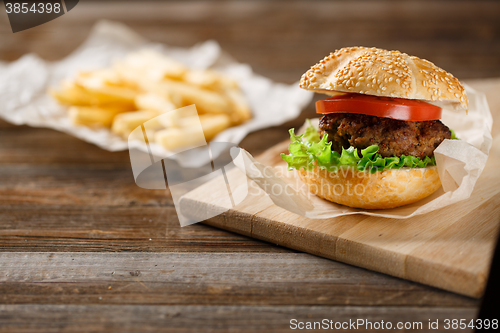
{"left": 0, "top": 125, "right": 132, "bottom": 166}
{"left": 0, "top": 304, "right": 476, "bottom": 333}
{"left": 0, "top": 206, "right": 288, "bottom": 253}
{"left": 0, "top": 166, "right": 168, "bottom": 207}
{"left": 0, "top": 253, "right": 476, "bottom": 307}
{"left": 1, "top": 1, "right": 500, "bottom": 82}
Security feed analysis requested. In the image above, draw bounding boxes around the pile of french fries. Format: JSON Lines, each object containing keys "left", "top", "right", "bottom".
{"left": 50, "top": 49, "right": 252, "bottom": 150}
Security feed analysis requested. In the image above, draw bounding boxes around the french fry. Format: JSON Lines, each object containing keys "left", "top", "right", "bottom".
{"left": 53, "top": 68, "right": 138, "bottom": 107}
{"left": 155, "top": 114, "right": 231, "bottom": 150}
{"left": 183, "top": 69, "right": 238, "bottom": 90}
{"left": 128, "top": 124, "right": 158, "bottom": 143}
{"left": 50, "top": 81, "right": 136, "bottom": 111}
{"left": 68, "top": 106, "right": 127, "bottom": 127}
{"left": 154, "top": 107, "right": 187, "bottom": 128}
{"left": 114, "top": 49, "right": 187, "bottom": 84}
{"left": 75, "top": 83, "right": 138, "bottom": 106}
{"left": 187, "top": 114, "right": 231, "bottom": 141}
{"left": 155, "top": 127, "right": 207, "bottom": 151}
{"left": 134, "top": 93, "right": 178, "bottom": 114}
{"left": 111, "top": 110, "right": 161, "bottom": 138}
{"left": 135, "top": 93, "right": 183, "bottom": 127}
{"left": 201, "top": 113, "right": 231, "bottom": 140}
{"left": 223, "top": 88, "right": 252, "bottom": 125}
{"left": 50, "top": 81, "right": 94, "bottom": 106}
{"left": 143, "top": 79, "right": 231, "bottom": 114}
{"left": 157, "top": 104, "right": 203, "bottom": 128}
{"left": 75, "top": 69, "right": 123, "bottom": 89}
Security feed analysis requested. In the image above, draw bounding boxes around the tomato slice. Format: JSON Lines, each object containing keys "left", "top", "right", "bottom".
{"left": 316, "top": 93, "right": 442, "bottom": 121}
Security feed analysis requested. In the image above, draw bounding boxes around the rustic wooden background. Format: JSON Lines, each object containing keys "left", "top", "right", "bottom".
{"left": 1, "top": 0, "right": 499, "bottom": 332}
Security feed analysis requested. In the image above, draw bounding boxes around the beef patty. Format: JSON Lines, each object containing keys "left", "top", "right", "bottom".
{"left": 318, "top": 113, "right": 451, "bottom": 159}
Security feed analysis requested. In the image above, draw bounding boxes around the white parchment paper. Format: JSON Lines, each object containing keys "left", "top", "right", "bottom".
{"left": 233, "top": 84, "right": 493, "bottom": 219}
{"left": 0, "top": 21, "right": 313, "bottom": 155}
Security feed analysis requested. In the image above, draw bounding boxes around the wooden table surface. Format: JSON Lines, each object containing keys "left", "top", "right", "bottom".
{"left": 1, "top": 1, "right": 500, "bottom": 332}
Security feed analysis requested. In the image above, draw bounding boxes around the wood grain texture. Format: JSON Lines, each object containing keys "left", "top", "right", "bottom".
{"left": 1, "top": 1, "right": 499, "bottom": 330}
{"left": 1, "top": 1, "right": 500, "bottom": 83}
{"left": 0, "top": 252, "right": 476, "bottom": 307}
{"left": 0, "top": 204, "right": 292, "bottom": 253}
{"left": 0, "top": 304, "right": 476, "bottom": 333}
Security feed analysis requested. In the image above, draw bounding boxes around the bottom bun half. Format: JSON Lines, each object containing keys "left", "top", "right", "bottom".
{"left": 297, "top": 166, "right": 441, "bottom": 209}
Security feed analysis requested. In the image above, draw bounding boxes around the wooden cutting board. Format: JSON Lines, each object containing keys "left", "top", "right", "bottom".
{"left": 181, "top": 137, "right": 500, "bottom": 298}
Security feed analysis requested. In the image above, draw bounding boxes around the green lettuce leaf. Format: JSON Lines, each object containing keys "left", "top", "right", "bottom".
{"left": 281, "top": 120, "right": 438, "bottom": 173}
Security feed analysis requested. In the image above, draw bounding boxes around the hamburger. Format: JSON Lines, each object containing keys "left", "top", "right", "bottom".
{"left": 281, "top": 47, "right": 467, "bottom": 209}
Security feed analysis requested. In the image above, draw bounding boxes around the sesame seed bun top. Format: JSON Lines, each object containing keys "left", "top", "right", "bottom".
{"left": 300, "top": 47, "right": 468, "bottom": 112}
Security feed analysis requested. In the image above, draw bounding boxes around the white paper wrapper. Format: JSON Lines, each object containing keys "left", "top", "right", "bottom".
{"left": 233, "top": 84, "right": 493, "bottom": 219}
{"left": 0, "top": 21, "right": 313, "bottom": 157}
